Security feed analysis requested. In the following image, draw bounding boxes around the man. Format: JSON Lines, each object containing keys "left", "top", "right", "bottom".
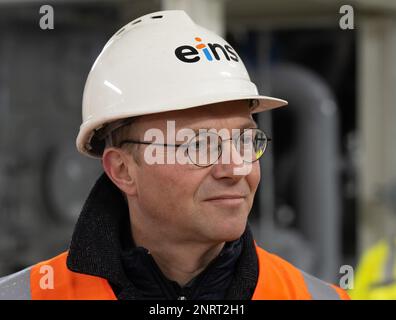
{"left": 0, "top": 10, "right": 349, "bottom": 300}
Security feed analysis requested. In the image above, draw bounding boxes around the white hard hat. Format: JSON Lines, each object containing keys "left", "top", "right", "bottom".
{"left": 77, "top": 10, "right": 287, "bottom": 158}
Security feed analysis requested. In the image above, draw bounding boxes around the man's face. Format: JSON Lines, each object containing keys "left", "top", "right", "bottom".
{"left": 126, "top": 100, "right": 261, "bottom": 244}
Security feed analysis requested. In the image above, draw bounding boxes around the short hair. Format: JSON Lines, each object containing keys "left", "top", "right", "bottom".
{"left": 90, "top": 117, "right": 141, "bottom": 162}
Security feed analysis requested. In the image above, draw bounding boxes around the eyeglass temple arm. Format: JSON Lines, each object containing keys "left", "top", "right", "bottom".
{"left": 119, "top": 139, "right": 184, "bottom": 147}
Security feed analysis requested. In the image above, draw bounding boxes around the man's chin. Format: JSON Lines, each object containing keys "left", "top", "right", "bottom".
{"left": 207, "top": 220, "right": 248, "bottom": 243}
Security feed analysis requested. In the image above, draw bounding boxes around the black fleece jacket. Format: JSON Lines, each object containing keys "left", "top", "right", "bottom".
{"left": 66, "top": 173, "right": 259, "bottom": 300}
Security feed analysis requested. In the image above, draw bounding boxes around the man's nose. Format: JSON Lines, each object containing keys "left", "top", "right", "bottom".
{"left": 210, "top": 140, "right": 252, "bottom": 180}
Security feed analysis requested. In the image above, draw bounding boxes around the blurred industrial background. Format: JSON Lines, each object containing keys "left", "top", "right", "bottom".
{"left": 0, "top": 0, "right": 396, "bottom": 298}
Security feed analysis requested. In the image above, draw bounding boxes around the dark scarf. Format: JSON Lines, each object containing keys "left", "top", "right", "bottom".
{"left": 66, "top": 173, "right": 259, "bottom": 300}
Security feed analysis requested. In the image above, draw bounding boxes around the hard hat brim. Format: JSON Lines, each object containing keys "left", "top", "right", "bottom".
{"left": 248, "top": 95, "right": 288, "bottom": 113}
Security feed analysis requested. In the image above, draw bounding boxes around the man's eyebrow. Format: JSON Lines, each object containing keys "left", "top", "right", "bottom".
{"left": 187, "top": 119, "right": 258, "bottom": 133}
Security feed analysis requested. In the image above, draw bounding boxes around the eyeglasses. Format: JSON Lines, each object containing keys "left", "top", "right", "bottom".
{"left": 119, "top": 128, "right": 271, "bottom": 167}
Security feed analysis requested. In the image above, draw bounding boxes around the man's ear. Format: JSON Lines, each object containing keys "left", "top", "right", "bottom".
{"left": 102, "top": 147, "right": 137, "bottom": 196}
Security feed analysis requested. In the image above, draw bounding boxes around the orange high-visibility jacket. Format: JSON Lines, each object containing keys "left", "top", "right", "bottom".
{"left": 0, "top": 244, "right": 349, "bottom": 300}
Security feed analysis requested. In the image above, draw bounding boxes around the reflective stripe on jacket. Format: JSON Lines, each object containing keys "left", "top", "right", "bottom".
{"left": 0, "top": 244, "right": 349, "bottom": 300}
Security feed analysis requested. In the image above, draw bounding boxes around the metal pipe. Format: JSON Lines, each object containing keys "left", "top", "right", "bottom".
{"left": 270, "top": 63, "right": 342, "bottom": 282}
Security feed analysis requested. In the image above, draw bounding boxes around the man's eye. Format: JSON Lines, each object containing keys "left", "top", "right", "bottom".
{"left": 187, "top": 140, "right": 201, "bottom": 151}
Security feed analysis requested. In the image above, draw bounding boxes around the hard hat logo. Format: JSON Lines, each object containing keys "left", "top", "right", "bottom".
{"left": 175, "top": 37, "right": 239, "bottom": 63}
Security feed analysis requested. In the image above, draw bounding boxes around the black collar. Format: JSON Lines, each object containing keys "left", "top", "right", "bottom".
{"left": 119, "top": 230, "right": 243, "bottom": 300}
{"left": 66, "top": 173, "right": 258, "bottom": 299}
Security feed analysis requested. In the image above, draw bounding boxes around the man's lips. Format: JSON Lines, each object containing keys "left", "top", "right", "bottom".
{"left": 203, "top": 195, "right": 248, "bottom": 206}
{"left": 204, "top": 195, "right": 247, "bottom": 201}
